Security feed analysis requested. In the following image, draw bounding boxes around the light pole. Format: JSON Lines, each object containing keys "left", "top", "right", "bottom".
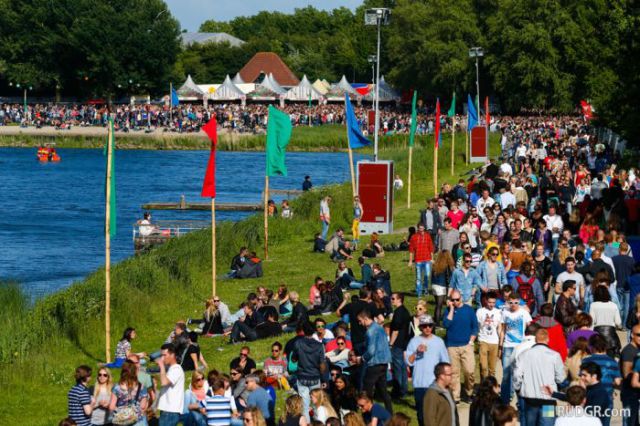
{"left": 367, "top": 55, "right": 376, "bottom": 84}
{"left": 365, "top": 8, "right": 390, "bottom": 161}
{"left": 468, "top": 47, "right": 483, "bottom": 116}
{"left": 10, "top": 82, "right": 32, "bottom": 124}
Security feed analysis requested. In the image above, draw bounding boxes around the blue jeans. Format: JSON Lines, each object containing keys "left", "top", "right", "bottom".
{"left": 619, "top": 289, "right": 630, "bottom": 327}
{"left": 500, "top": 347, "right": 515, "bottom": 404}
{"left": 523, "top": 403, "right": 555, "bottom": 426}
{"left": 159, "top": 411, "right": 181, "bottom": 426}
{"left": 414, "top": 387, "right": 427, "bottom": 426}
{"left": 415, "top": 261, "right": 432, "bottom": 296}
{"left": 321, "top": 220, "right": 330, "bottom": 240}
{"left": 297, "top": 381, "right": 321, "bottom": 423}
{"left": 390, "top": 347, "right": 407, "bottom": 396}
{"left": 349, "top": 281, "right": 365, "bottom": 289}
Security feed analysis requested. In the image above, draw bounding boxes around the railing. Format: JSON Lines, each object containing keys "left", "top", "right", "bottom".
{"left": 132, "top": 220, "right": 209, "bottom": 240}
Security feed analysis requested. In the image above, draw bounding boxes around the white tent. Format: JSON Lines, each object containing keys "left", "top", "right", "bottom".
{"left": 312, "top": 78, "right": 330, "bottom": 95}
{"left": 266, "top": 73, "right": 287, "bottom": 94}
{"left": 232, "top": 73, "right": 245, "bottom": 85}
{"left": 285, "top": 75, "right": 324, "bottom": 101}
{"left": 325, "top": 75, "right": 361, "bottom": 102}
{"left": 365, "top": 75, "right": 401, "bottom": 103}
{"left": 210, "top": 75, "right": 246, "bottom": 102}
{"left": 176, "top": 74, "right": 204, "bottom": 100}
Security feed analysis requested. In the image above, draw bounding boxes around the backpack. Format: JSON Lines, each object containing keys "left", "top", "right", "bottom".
{"left": 516, "top": 275, "right": 536, "bottom": 313}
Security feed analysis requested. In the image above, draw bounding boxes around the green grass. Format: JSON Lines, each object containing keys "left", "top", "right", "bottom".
{"left": 0, "top": 125, "right": 420, "bottom": 152}
{"left": 0, "top": 130, "right": 500, "bottom": 424}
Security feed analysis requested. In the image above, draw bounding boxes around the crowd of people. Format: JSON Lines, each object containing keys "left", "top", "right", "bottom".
{"left": 2, "top": 101, "right": 503, "bottom": 136}
{"left": 63, "top": 113, "right": 640, "bottom": 426}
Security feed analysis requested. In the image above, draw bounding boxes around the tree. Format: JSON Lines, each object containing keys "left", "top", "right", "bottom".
{"left": 385, "top": 0, "right": 481, "bottom": 99}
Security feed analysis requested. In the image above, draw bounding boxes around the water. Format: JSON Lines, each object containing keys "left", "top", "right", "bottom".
{"left": 0, "top": 148, "right": 363, "bottom": 297}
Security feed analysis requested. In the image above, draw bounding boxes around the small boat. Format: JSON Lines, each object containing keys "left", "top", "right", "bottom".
{"left": 37, "top": 143, "right": 61, "bottom": 162}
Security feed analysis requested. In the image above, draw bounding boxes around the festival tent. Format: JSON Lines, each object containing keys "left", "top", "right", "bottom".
{"left": 266, "top": 73, "right": 287, "bottom": 95}
{"left": 285, "top": 75, "right": 324, "bottom": 101}
{"left": 209, "top": 75, "right": 247, "bottom": 104}
{"left": 176, "top": 74, "right": 204, "bottom": 101}
{"left": 325, "top": 75, "right": 362, "bottom": 102}
{"left": 232, "top": 73, "right": 245, "bottom": 85}
{"left": 247, "top": 77, "right": 285, "bottom": 105}
{"left": 364, "top": 75, "right": 401, "bottom": 103}
{"left": 312, "top": 78, "right": 330, "bottom": 95}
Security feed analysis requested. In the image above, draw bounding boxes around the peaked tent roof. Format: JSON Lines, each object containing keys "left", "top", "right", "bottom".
{"left": 312, "top": 78, "right": 330, "bottom": 94}
{"left": 177, "top": 75, "right": 204, "bottom": 100}
{"left": 231, "top": 73, "right": 245, "bottom": 84}
{"left": 364, "top": 75, "right": 401, "bottom": 102}
{"left": 238, "top": 52, "right": 300, "bottom": 87}
{"left": 325, "top": 75, "right": 361, "bottom": 101}
{"left": 285, "top": 75, "right": 324, "bottom": 101}
{"left": 267, "top": 73, "right": 287, "bottom": 94}
{"left": 210, "top": 75, "right": 246, "bottom": 101}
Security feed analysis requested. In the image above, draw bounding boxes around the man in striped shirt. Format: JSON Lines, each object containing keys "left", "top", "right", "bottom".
{"left": 205, "top": 377, "right": 239, "bottom": 426}
{"left": 67, "top": 365, "right": 93, "bottom": 426}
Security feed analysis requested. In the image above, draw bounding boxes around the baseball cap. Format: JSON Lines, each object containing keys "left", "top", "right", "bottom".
{"left": 418, "top": 314, "right": 435, "bottom": 326}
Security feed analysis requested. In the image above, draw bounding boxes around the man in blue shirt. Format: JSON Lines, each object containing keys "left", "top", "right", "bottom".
{"left": 443, "top": 290, "right": 478, "bottom": 403}
{"left": 357, "top": 309, "right": 393, "bottom": 414}
{"left": 581, "top": 334, "right": 621, "bottom": 404}
{"left": 245, "top": 374, "right": 272, "bottom": 423}
{"left": 405, "top": 314, "right": 449, "bottom": 426}
{"left": 450, "top": 253, "right": 482, "bottom": 305}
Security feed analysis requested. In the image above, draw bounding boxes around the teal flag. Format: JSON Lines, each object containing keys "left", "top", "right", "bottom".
{"left": 447, "top": 92, "right": 456, "bottom": 118}
{"left": 103, "top": 118, "right": 116, "bottom": 238}
{"left": 408, "top": 90, "right": 418, "bottom": 147}
{"left": 266, "top": 105, "right": 292, "bottom": 177}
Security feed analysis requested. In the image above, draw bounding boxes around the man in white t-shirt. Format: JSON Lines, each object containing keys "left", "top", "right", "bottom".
{"left": 554, "top": 386, "right": 601, "bottom": 426}
{"left": 498, "top": 293, "right": 532, "bottom": 404}
{"left": 499, "top": 185, "right": 516, "bottom": 210}
{"left": 476, "top": 292, "right": 503, "bottom": 379}
{"left": 543, "top": 204, "right": 563, "bottom": 251}
{"left": 555, "top": 257, "right": 585, "bottom": 305}
{"left": 476, "top": 190, "right": 495, "bottom": 221}
{"left": 157, "top": 343, "right": 185, "bottom": 425}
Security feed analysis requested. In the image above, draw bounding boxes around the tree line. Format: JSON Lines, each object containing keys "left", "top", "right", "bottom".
{"left": 0, "top": 0, "right": 638, "bottom": 141}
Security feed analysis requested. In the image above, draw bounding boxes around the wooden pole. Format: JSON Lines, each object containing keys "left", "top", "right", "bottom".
{"left": 264, "top": 175, "right": 269, "bottom": 260}
{"left": 105, "top": 123, "right": 113, "bottom": 363}
{"left": 211, "top": 198, "right": 216, "bottom": 297}
{"left": 169, "top": 82, "right": 173, "bottom": 123}
{"left": 407, "top": 146, "right": 413, "bottom": 208}
{"left": 451, "top": 117, "right": 456, "bottom": 175}
{"left": 348, "top": 147, "right": 357, "bottom": 197}
{"left": 465, "top": 127, "right": 469, "bottom": 164}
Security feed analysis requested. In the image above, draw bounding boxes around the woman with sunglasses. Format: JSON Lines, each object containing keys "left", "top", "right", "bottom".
{"left": 243, "top": 407, "right": 266, "bottom": 426}
{"left": 90, "top": 368, "right": 112, "bottom": 426}
{"left": 183, "top": 371, "right": 208, "bottom": 426}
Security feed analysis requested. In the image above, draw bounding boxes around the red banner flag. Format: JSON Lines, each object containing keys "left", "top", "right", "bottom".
{"left": 435, "top": 98, "right": 441, "bottom": 149}
{"left": 201, "top": 115, "right": 218, "bottom": 197}
{"left": 485, "top": 96, "right": 490, "bottom": 128}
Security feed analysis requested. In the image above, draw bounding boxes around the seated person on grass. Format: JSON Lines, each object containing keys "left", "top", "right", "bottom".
{"left": 228, "top": 303, "right": 264, "bottom": 343}
{"left": 282, "top": 291, "right": 309, "bottom": 333}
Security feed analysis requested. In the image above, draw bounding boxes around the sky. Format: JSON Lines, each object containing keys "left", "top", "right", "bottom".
{"left": 165, "top": 0, "right": 363, "bottom": 32}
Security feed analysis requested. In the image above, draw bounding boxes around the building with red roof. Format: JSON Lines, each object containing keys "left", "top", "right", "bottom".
{"left": 238, "top": 52, "right": 300, "bottom": 87}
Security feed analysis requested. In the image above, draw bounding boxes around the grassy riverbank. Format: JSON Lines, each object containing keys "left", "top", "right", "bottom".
{"left": 0, "top": 125, "right": 426, "bottom": 152}
{"left": 0, "top": 131, "right": 500, "bottom": 424}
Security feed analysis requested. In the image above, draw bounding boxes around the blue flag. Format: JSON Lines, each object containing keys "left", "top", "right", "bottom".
{"left": 345, "top": 93, "right": 371, "bottom": 149}
{"left": 467, "top": 94, "right": 477, "bottom": 130}
{"left": 171, "top": 88, "right": 180, "bottom": 106}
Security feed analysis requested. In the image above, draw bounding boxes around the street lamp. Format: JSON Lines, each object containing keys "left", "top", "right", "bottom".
{"left": 10, "top": 82, "right": 33, "bottom": 124}
{"left": 469, "top": 47, "right": 484, "bottom": 116}
{"left": 367, "top": 55, "right": 376, "bottom": 84}
{"left": 365, "top": 7, "right": 390, "bottom": 161}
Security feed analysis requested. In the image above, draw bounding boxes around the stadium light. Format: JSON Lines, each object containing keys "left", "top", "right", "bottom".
{"left": 469, "top": 47, "right": 484, "bottom": 115}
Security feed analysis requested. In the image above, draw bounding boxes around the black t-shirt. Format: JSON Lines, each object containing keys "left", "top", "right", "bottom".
{"left": 230, "top": 356, "right": 257, "bottom": 375}
{"left": 256, "top": 321, "right": 282, "bottom": 339}
{"left": 620, "top": 344, "right": 639, "bottom": 395}
{"left": 343, "top": 300, "right": 376, "bottom": 344}
{"left": 180, "top": 344, "right": 200, "bottom": 372}
{"left": 390, "top": 305, "right": 412, "bottom": 350}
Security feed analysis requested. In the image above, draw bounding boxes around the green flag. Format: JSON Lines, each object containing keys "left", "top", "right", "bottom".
{"left": 408, "top": 90, "right": 418, "bottom": 147}
{"left": 104, "top": 118, "right": 116, "bottom": 238}
{"left": 447, "top": 92, "right": 456, "bottom": 117}
{"left": 266, "top": 105, "right": 292, "bottom": 177}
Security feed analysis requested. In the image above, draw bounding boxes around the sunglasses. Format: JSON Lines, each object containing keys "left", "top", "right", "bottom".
{"left": 243, "top": 418, "right": 252, "bottom": 423}
{"left": 231, "top": 371, "right": 241, "bottom": 376}
{"left": 98, "top": 373, "right": 109, "bottom": 378}
{"left": 240, "top": 353, "right": 248, "bottom": 357}
{"left": 464, "top": 260, "right": 472, "bottom": 263}
{"left": 316, "top": 325, "right": 325, "bottom": 329}
{"left": 634, "top": 333, "right": 640, "bottom": 337}
{"left": 272, "top": 349, "right": 280, "bottom": 353}
{"left": 450, "top": 298, "right": 460, "bottom": 302}
{"left": 213, "top": 299, "right": 220, "bottom": 302}
{"left": 337, "top": 342, "right": 345, "bottom": 346}
{"left": 509, "top": 301, "right": 519, "bottom": 305}
{"left": 196, "top": 377, "right": 204, "bottom": 381}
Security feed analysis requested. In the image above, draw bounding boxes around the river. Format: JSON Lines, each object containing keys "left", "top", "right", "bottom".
{"left": 0, "top": 148, "right": 364, "bottom": 297}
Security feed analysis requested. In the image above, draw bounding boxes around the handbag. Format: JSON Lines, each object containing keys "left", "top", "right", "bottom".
{"left": 112, "top": 382, "right": 142, "bottom": 426}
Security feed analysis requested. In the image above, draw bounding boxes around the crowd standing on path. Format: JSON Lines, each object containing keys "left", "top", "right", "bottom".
{"left": 65, "top": 114, "right": 640, "bottom": 426}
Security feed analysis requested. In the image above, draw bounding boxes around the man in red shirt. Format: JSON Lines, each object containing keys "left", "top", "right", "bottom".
{"left": 409, "top": 223, "right": 435, "bottom": 297}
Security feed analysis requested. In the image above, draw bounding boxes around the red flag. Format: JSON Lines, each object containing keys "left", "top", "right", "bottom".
{"left": 435, "top": 98, "right": 441, "bottom": 149}
{"left": 201, "top": 115, "right": 217, "bottom": 197}
{"left": 485, "top": 96, "right": 490, "bottom": 128}
{"left": 580, "top": 100, "right": 593, "bottom": 121}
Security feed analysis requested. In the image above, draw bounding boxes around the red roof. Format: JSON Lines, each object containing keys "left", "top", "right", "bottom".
{"left": 238, "top": 52, "right": 300, "bottom": 87}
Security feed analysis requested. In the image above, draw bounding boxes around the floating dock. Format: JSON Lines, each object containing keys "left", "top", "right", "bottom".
{"left": 142, "top": 190, "right": 304, "bottom": 212}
